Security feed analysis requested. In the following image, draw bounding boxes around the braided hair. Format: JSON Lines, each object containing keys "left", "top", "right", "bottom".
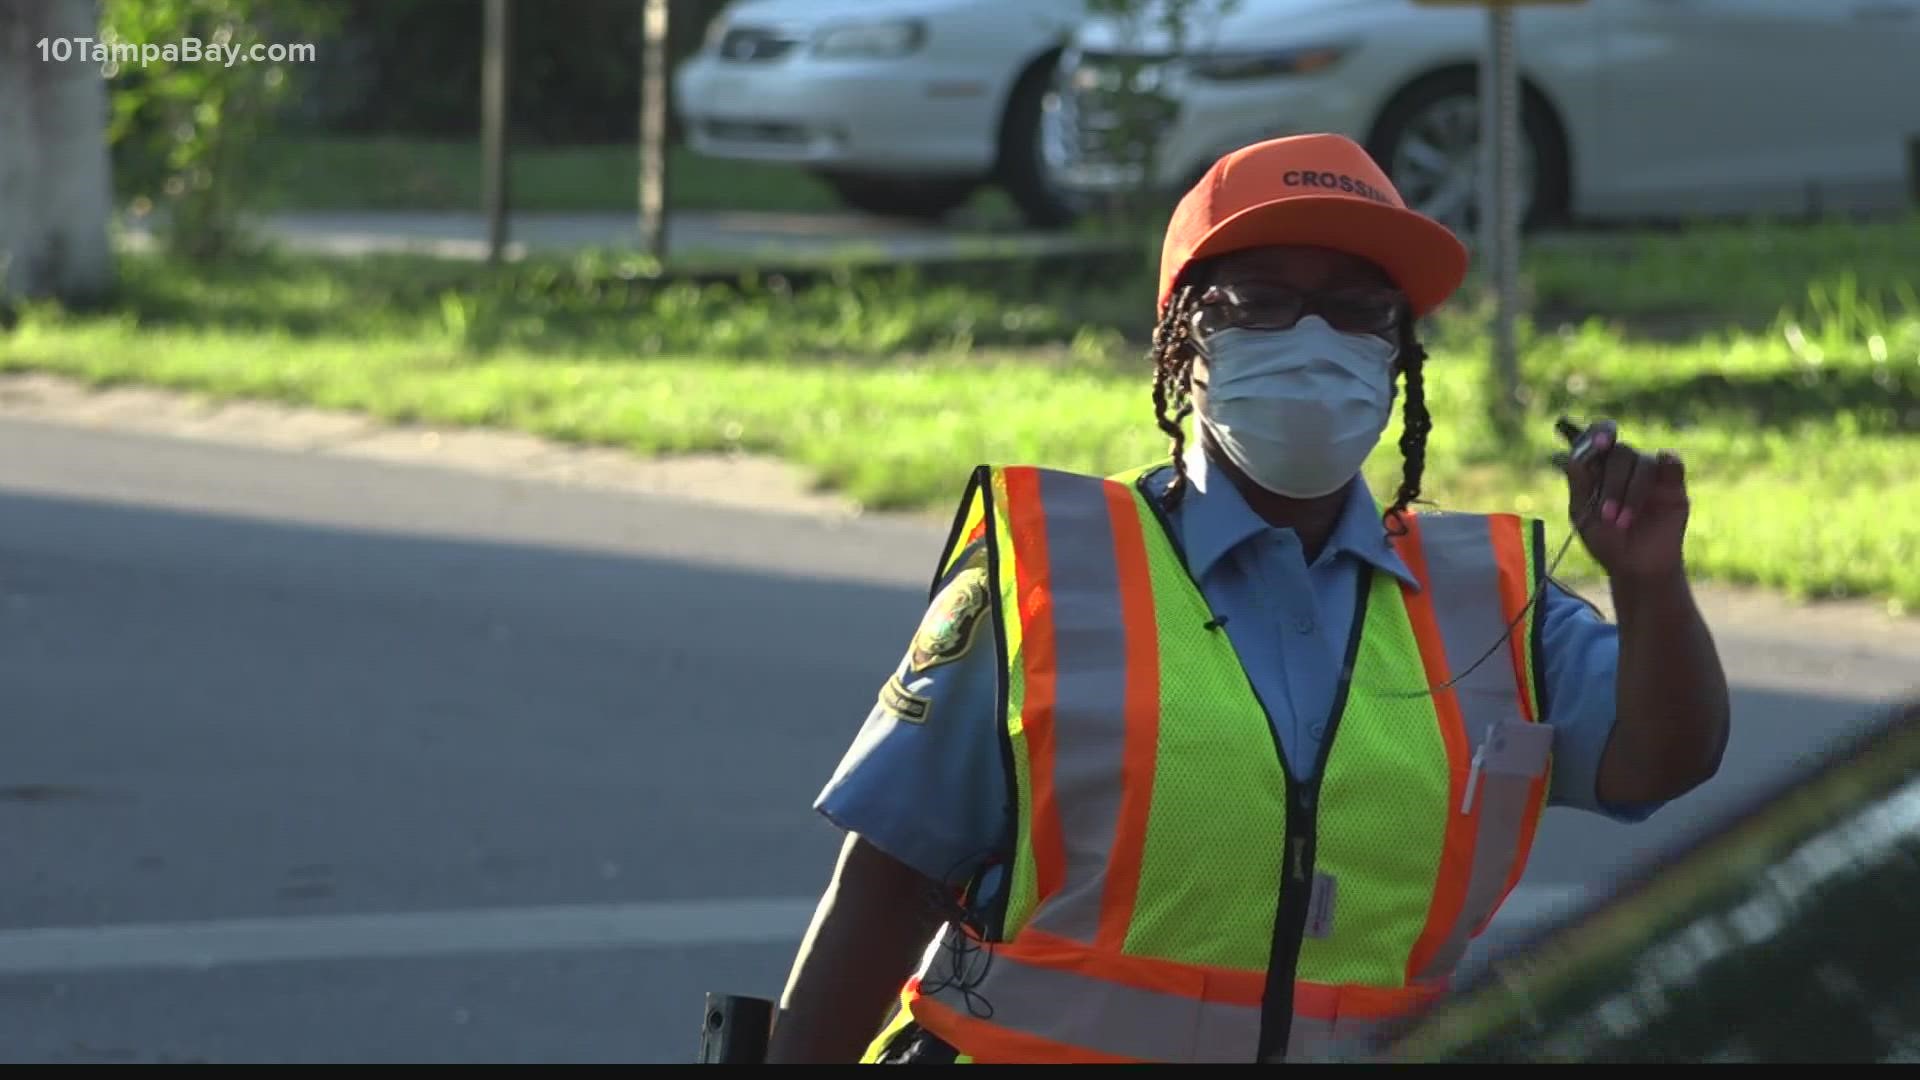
{"left": 1149, "top": 275, "right": 1432, "bottom": 535}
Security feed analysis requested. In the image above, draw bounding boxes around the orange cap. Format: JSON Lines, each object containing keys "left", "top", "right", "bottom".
{"left": 1158, "top": 133, "right": 1470, "bottom": 319}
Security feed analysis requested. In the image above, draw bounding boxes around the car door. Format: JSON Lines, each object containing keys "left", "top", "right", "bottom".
{"left": 1376, "top": 697, "right": 1920, "bottom": 1063}
{"left": 1591, "top": 0, "right": 1918, "bottom": 219}
{"left": 1828, "top": 0, "right": 1920, "bottom": 210}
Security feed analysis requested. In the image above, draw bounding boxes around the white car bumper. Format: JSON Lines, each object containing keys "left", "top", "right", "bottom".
{"left": 675, "top": 53, "right": 1001, "bottom": 176}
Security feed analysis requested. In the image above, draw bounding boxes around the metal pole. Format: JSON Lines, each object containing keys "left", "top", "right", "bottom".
{"left": 1478, "top": 8, "right": 1497, "bottom": 280}
{"left": 1908, "top": 134, "right": 1919, "bottom": 208}
{"left": 481, "top": 0, "right": 511, "bottom": 264}
{"left": 640, "top": 0, "right": 672, "bottom": 265}
{"left": 1486, "top": 2, "right": 1523, "bottom": 441}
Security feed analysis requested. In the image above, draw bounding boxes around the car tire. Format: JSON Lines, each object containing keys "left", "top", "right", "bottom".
{"left": 994, "top": 50, "right": 1085, "bottom": 231}
{"left": 1364, "top": 67, "right": 1571, "bottom": 233}
{"left": 819, "top": 171, "right": 980, "bottom": 220}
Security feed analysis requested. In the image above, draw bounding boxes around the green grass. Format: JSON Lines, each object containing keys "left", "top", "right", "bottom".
{"left": 1525, "top": 215, "right": 1920, "bottom": 329}
{"left": 5, "top": 215, "right": 1918, "bottom": 611}
{"left": 227, "top": 134, "right": 837, "bottom": 215}
{"left": 226, "top": 134, "right": 1024, "bottom": 222}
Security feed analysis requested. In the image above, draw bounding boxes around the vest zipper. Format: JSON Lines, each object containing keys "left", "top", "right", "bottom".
{"left": 1256, "top": 566, "right": 1373, "bottom": 1063}
{"left": 1128, "top": 474, "right": 1373, "bottom": 1062}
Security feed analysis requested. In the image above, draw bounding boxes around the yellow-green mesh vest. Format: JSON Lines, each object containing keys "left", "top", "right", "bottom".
{"left": 866, "top": 464, "right": 1552, "bottom": 1064}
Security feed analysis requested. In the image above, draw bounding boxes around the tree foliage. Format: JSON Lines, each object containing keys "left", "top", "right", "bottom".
{"left": 1076, "top": 0, "right": 1242, "bottom": 219}
{"left": 101, "top": 0, "right": 337, "bottom": 260}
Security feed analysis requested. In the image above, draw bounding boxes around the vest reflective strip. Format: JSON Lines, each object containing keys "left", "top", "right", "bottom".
{"left": 1486, "top": 517, "right": 1539, "bottom": 722}
{"left": 1286, "top": 981, "right": 1451, "bottom": 1062}
{"left": 917, "top": 938, "right": 1261, "bottom": 1063}
{"left": 1486, "top": 517, "right": 1550, "bottom": 933}
{"left": 914, "top": 931, "right": 1449, "bottom": 1063}
{"left": 1415, "top": 513, "right": 1538, "bottom": 737}
{"left": 914, "top": 994, "right": 1158, "bottom": 1065}
{"left": 1398, "top": 512, "right": 1546, "bottom": 981}
{"left": 1004, "top": 466, "right": 1067, "bottom": 907}
{"left": 1000, "top": 469, "right": 1163, "bottom": 947}
{"left": 1099, "top": 478, "right": 1161, "bottom": 951}
{"left": 1394, "top": 515, "right": 1480, "bottom": 984}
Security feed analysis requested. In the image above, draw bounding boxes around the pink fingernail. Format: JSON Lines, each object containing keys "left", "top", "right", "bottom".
{"left": 1602, "top": 500, "right": 1619, "bottom": 523}
{"left": 1616, "top": 508, "right": 1633, "bottom": 530}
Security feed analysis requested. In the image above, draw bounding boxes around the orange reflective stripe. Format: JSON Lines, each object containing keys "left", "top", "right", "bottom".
{"left": 1394, "top": 515, "right": 1478, "bottom": 983}
{"left": 1005, "top": 466, "right": 1065, "bottom": 904}
{"left": 994, "top": 925, "right": 1269, "bottom": 1004}
{"left": 913, "top": 994, "right": 1147, "bottom": 1064}
{"left": 1484, "top": 515, "right": 1547, "bottom": 935}
{"left": 1097, "top": 480, "right": 1160, "bottom": 951}
{"left": 1488, "top": 515, "right": 1537, "bottom": 722}
{"left": 916, "top": 928, "right": 1444, "bottom": 1062}
{"left": 916, "top": 927, "right": 1265, "bottom": 1061}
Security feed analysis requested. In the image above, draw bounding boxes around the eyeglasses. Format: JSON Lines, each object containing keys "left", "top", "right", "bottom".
{"left": 1189, "top": 283, "right": 1406, "bottom": 338}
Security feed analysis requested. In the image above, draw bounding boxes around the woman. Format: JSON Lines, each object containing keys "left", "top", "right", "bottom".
{"left": 765, "top": 133, "right": 1731, "bottom": 1064}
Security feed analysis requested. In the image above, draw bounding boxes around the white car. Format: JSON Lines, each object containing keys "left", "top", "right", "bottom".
{"left": 675, "top": 0, "right": 1090, "bottom": 227}
{"left": 1049, "top": 0, "right": 1920, "bottom": 231}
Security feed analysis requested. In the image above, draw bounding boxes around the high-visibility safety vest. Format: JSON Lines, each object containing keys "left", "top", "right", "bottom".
{"left": 861, "top": 464, "right": 1556, "bottom": 1064}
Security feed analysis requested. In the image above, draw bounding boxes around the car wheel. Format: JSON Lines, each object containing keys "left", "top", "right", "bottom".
{"left": 995, "top": 51, "right": 1088, "bottom": 231}
{"left": 819, "top": 171, "right": 980, "bottom": 221}
{"left": 1365, "top": 68, "right": 1570, "bottom": 234}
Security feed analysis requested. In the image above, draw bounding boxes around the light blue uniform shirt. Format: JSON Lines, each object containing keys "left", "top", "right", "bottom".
{"left": 816, "top": 449, "right": 1662, "bottom": 887}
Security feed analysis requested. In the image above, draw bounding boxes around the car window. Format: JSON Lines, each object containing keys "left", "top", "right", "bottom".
{"left": 1376, "top": 697, "right": 1920, "bottom": 1064}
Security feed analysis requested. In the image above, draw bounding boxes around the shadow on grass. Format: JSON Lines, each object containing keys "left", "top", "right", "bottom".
{"left": 1546, "top": 368, "right": 1920, "bottom": 433}
{"left": 84, "top": 245, "right": 1158, "bottom": 363}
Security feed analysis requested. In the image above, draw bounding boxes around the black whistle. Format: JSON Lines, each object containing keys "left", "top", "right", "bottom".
{"left": 698, "top": 992, "right": 774, "bottom": 1064}
{"left": 1555, "top": 415, "right": 1604, "bottom": 466}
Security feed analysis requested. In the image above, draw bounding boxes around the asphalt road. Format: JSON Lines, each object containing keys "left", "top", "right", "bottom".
{"left": 2, "top": 416, "right": 1915, "bottom": 1063}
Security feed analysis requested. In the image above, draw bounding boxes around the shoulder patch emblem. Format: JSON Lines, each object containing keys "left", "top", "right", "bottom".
{"left": 909, "top": 559, "right": 991, "bottom": 675}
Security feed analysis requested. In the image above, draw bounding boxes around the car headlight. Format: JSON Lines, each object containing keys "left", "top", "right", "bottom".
{"left": 812, "top": 18, "right": 928, "bottom": 59}
{"left": 1186, "top": 43, "right": 1351, "bottom": 81}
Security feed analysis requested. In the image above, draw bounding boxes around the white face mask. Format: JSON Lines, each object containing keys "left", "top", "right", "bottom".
{"left": 1195, "top": 316, "right": 1399, "bottom": 499}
